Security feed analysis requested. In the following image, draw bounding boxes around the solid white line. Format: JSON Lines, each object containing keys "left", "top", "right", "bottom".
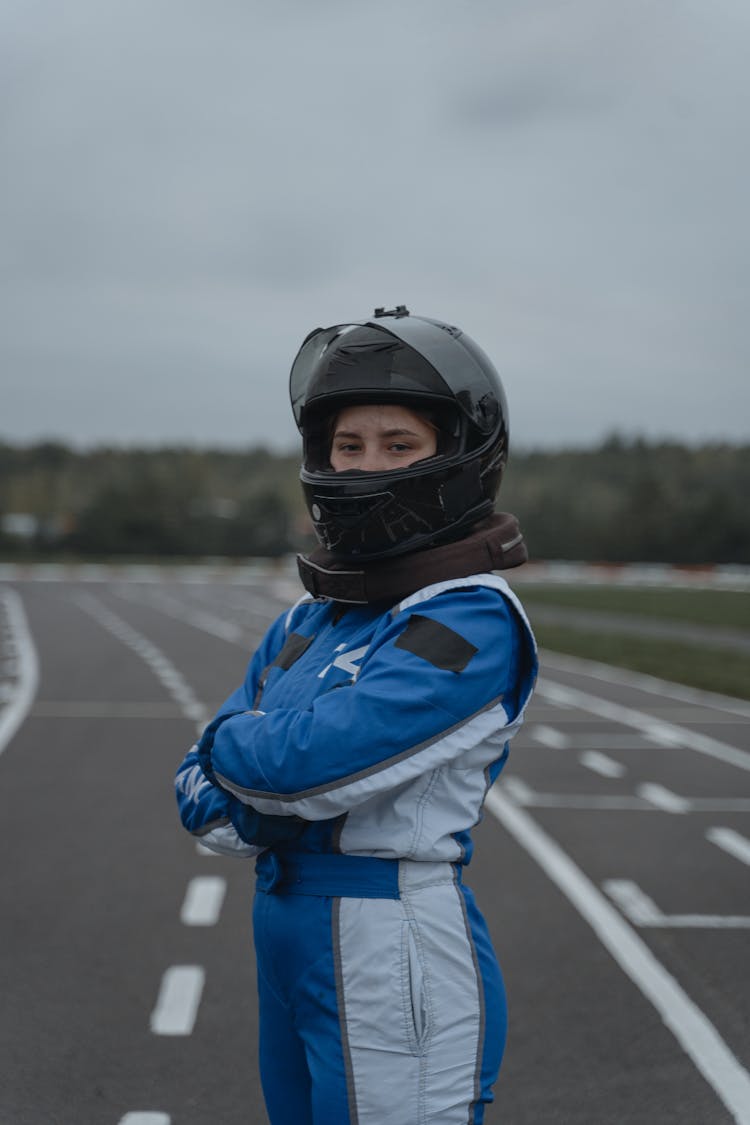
{"left": 500, "top": 776, "right": 536, "bottom": 804}
{"left": 497, "top": 784, "right": 750, "bottom": 813}
{"left": 537, "top": 678, "right": 750, "bottom": 773}
{"left": 575, "top": 732, "right": 650, "bottom": 750}
{"left": 150, "top": 966, "right": 205, "bottom": 1036}
{"left": 662, "top": 915, "right": 750, "bottom": 929}
{"left": 540, "top": 649, "right": 750, "bottom": 720}
{"left": 637, "top": 783, "right": 691, "bottom": 813}
{"left": 0, "top": 588, "right": 40, "bottom": 760}
{"left": 180, "top": 876, "right": 226, "bottom": 926}
{"left": 529, "top": 723, "right": 570, "bottom": 749}
{"left": 604, "top": 879, "right": 750, "bottom": 929}
{"left": 580, "top": 750, "right": 626, "bottom": 778}
{"left": 520, "top": 794, "right": 648, "bottom": 809}
{"left": 32, "top": 701, "right": 185, "bottom": 719}
{"left": 486, "top": 787, "right": 750, "bottom": 1123}
{"left": 706, "top": 827, "right": 750, "bottom": 868}
{"left": 118, "top": 1114, "right": 171, "bottom": 1124}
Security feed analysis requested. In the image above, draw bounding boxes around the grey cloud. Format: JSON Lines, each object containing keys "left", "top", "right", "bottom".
{"left": 2, "top": 0, "right": 749, "bottom": 449}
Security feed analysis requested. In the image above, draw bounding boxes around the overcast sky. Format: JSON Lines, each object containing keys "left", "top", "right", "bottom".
{"left": 3, "top": 0, "right": 749, "bottom": 453}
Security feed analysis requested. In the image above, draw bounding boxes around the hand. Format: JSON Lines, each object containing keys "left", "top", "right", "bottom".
{"left": 196, "top": 708, "right": 254, "bottom": 781}
{"left": 228, "top": 796, "right": 307, "bottom": 847}
{"left": 175, "top": 746, "right": 230, "bottom": 835}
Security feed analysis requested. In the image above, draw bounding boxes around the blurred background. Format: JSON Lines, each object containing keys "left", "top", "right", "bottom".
{"left": 2, "top": 10, "right": 750, "bottom": 1123}
{"left": 2, "top": 0, "right": 749, "bottom": 692}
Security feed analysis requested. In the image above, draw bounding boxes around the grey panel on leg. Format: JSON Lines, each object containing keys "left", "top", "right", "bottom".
{"left": 332, "top": 897, "right": 360, "bottom": 1125}
{"left": 337, "top": 864, "right": 482, "bottom": 1124}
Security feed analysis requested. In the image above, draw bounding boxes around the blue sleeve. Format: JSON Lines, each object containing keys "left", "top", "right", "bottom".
{"left": 175, "top": 744, "right": 233, "bottom": 835}
{"left": 174, "top": 603, "right": 312, "bottom": 848}
{"left": 208, "top": 607, "right": 293, "bottom": 720}
{"left": 204, "top": 588, "right": 530, "bottom": 820}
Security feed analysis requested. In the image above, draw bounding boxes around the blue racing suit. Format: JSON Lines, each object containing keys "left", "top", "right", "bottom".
{"left": 176, "top": 574, "right": 537, "bottom": 1124}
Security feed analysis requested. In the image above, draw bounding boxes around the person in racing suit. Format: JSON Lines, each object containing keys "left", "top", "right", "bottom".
{"left": 175, "top": 306, "right": 537, "bottom": 1125}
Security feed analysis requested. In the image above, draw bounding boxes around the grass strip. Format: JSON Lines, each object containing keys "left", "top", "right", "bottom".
{"left": 516, "top": 584, "right": 750, "bottom": 631}
{"left": 533, "top": 623, "right": 750, "bottom": 702}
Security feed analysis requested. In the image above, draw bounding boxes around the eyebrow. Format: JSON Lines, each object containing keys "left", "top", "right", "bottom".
{"left": 333, "top": 427, "right": 422, "bottom": 439}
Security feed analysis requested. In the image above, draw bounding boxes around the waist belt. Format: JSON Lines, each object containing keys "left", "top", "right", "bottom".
{"left": 255, "top": 850, "right": 402, "bottom": 899}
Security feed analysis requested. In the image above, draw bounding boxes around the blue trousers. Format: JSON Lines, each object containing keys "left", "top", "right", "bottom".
{"left": 252, "top": 854, "right": 506, "bottom": 1124}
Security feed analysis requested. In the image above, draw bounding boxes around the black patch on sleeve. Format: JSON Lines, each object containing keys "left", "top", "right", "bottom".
{"left": 394, "top": 614, "right": 478, "bottom": 673}
{"left": 273, "top": 631, "right": 314, "bottom": 671}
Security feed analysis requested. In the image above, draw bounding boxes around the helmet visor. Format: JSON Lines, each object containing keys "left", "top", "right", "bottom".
{"left": 373, "top": 315, "right": 505, "bottom": 436}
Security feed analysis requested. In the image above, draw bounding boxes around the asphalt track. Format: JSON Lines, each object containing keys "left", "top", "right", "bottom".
{"left": 1, "top": 568, "right": 748, "bottom": 1125}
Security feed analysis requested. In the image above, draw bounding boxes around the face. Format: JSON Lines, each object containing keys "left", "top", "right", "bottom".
{"left": 329, "top": 404, "right": 438, "bottom": 472}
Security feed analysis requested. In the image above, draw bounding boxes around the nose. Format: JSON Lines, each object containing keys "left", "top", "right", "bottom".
{"left": 358, "top": 450, "right": 391, "bottom": 472}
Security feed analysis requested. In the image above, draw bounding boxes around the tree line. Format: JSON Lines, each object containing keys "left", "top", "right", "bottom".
{"left": 0, "top": 436, "right": 747, "bottom": 564}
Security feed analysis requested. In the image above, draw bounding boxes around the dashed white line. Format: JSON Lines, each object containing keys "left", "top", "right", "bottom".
{"left": 579, "top": 750, "right": 626, "bottom": 779}
{"left": 180, "top": 876, "right": 227, "bottom": 926}
{"left": 601, "top": 878, "right": 664, "bottom": 925}
{"left": 150, "top": 966, "right": 205, "bottom": 1036}
{"left": 118, "top": 1114, "right": 171, "bottom": 1124}
{"left": 637, "top": 782, "right": 691, "bottom": 813}
{"left": 75, "top": 594, "right": 207, "bottom": 733}
{"left": 117, "top": 585, "right": 247, "bottom": 645}
{"left": 529, "top": 723, "right": 570, "bottom": 749}
{"left": 0, "top": 588, "right": 39, "bottom": 759}
{"left": 486, "top": 786, "right": 750, "bottom": 1124}
{"left": 706, "top": 827, "right": 750, "bottom": 868}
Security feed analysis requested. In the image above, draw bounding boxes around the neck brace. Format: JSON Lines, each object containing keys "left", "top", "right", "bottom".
{"left": 296, "top": 512, "right": 528, "bottom": 605}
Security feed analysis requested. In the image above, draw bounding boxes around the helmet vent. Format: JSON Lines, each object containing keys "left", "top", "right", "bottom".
{"left": 373, "top": 305, "right": 410, "bottom": 318}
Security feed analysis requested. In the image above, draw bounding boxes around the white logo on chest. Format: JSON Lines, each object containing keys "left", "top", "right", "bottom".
{"left": 317, "top": 643, "right": 368, "bottom": 680}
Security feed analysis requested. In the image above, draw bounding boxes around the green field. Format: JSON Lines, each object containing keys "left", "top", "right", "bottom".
{"left": 516, "top": 584, "right": 750, "bottom": 701}
{"left": 515, "top": 583, "right": 750, "bottom": 630}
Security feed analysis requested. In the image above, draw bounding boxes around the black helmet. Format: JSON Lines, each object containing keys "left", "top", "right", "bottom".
{"left": 289, "top": 305, "right": 509, "bottom": 560}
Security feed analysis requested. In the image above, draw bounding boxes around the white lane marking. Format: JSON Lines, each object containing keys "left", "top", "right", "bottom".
{"left": 116, "top": 585, "right": 249, "bottom": 644}
{"left": 637, "top": 783, "right": 691, "bottom": 813}
{"left": 0, "top": 561, "right": 288, "bottom": 587}
{"left": 485, "top": 787, "right": 750, "bottom": 1124}
{"left": 499, "top": 780, "right": 750, "bottom": 812}
{"left": 580, "top": 750, "right": 626, "bottom": 778}
{"left": 529, "top": 723, "right": 570, "bottom": 749}
{"left": 150, "top": 966, "right": 205, "bottom": 1035}
{"left": 537, "top": 678, "right": 750, "bottom": 773}
{"left": 180, "top": 876, "right": 226, "bottom": 926}
{"left": 604, "top": 879, "right": 750, "bottom": 929}
{"left": 0, "top": 588, "right": 40, "bottom": 760}
{"left": 706, "top": 827, "right": 750, "bottom": 868}
{"left": 32, "top": 701, "right": 186, "bottom": 718}
{"left": 118, "top": 1114, "right": 171, "bottom": 1124}
{"left": 575, "top": 732, "right": 650, "bottom": 750}
{"left": 501, "top": 777, "right": 536, "bottom": 804}
{"left": 75, "top": 594, "right": 207, "bottom": 733}
{"left": 540, "top": 649, "right": 750, "bottom": 720}
{"left": 601, "top": 878, "right": 664, "bottom": 925}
